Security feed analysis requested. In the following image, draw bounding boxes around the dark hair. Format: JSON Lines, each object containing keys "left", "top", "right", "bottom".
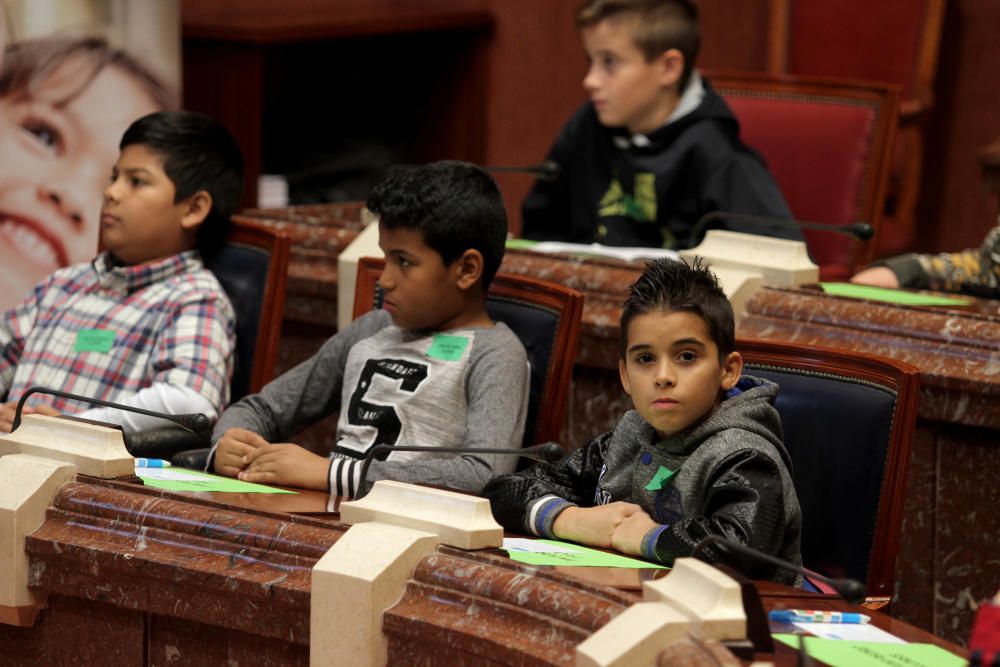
{"left": 576, "top": 0, "right": 700, "bottom": 91}
{"left": 366, "top": 161, "right": 508, "bottom": 289}
{"left": 121, "top": 111, "right": 244, "bottom": 258}
{"left": 0, "top": 34, "right": 174, "bottom": 110}
{"left": 620, "top": 256, "right": 734, "bottom": 359}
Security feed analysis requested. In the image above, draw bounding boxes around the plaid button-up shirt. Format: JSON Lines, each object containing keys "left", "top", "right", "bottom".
{"left": 0, "top": 251, "right": 235, "bottom": 416}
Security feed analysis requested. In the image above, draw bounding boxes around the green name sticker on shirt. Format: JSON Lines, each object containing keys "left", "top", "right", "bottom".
{"left": 426, "top": 334, "right": 469, "bottom": 361}
{"left": 645, "top": 465, "right": 676, "bottom": 491}
{"left": 75, "top": 329, "right": 116, "bottom": 353}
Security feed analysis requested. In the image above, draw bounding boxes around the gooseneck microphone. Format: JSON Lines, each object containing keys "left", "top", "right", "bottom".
{"left": 690, "top": 534, "right": 867, "bottom": 604}
{"left": 485, "top": 161, "right": 562, "bottom": 181}
{"left": 357, "top": 441, "right": 564, "bottom": 497}
{"left": 11, "top": 386, "right": 211, "bottom": 434}
{"left": 690, "top": 210, "right": 875, "bottom": 245}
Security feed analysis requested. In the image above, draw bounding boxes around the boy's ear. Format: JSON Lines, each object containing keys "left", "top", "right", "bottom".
{"left": 719, "top": 351, "right": 743, "bottom": 391}
{"left": 618, "top": 359, "right": 632, "bottom": 396}
{"left": 656, "top": 48, "right": 685, "bottom": 89}
{"left": 453, "top": 249, "right": 484, "bottom": 290}
{"left": 179, "top": 190, "right": 213, "bottom": 230}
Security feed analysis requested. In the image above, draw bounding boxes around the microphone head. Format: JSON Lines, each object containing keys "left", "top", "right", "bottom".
{"left": 537, "top": 161, "right": 561, "bottom": 181}
{"left": 190, "top": 413, "right": 211, "bottom": 434}
{"left": 538, "top": 441, "right": 564, "bottom": 463}
{"left": 827, "top": 577, "right": 867, "bottom": 605}
{"left": 852, "top": 222, "right": 875, "bottom": 241}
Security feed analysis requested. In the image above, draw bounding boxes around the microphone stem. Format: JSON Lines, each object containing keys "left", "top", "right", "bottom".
{"left": 13, "top": 386, "right": 200, "bottom": 433}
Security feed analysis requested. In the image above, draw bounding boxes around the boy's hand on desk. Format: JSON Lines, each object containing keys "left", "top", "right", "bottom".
{"left": 213, "top": 428, "right": 269, "bottom": 477}
{"left": 610, "top": 511, "right": 660, "bottom": 557}
{"left": 0, "top": 401, "right": 59, "bottom": 432}
{"left": 239, "top": 443, "right": 329, "bottom": 491}
{"left": 552, "top": 502, "right": 644, "bottom": 548}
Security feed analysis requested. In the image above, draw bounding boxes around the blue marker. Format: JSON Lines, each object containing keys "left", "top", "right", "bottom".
{"left": 769, "top": 609, "right": 870, "bottom": 624}
{"left": 135, "top": 458, "right": 172, "bottom": 468}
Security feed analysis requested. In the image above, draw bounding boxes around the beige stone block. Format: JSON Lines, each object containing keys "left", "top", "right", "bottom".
{"left": 679, "top": 230, "right": 819, "bottom": 287}
{"left": 0, "top": 454, "right": 76, "bottom": 620}
{"left": 0, "top": 414, "right": 133, "bottom": 478}
{"left": 642, "top": 558, "right": 746, "bottom": 641}
{"left": 576, "top": 601, "right": 690, "bottom": 667}
{"left": 311, "top": 522, "right": 440, "bottom": 667}
{"left": 339, "top": 480, "right": 502, "bottom": 550}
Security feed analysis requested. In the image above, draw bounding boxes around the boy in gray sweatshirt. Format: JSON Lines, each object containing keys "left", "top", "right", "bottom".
{"left": 210, "top": 162, "right": 529, "bottom": 498}
{"left": 485, "top": 258, "right": 801, "bottom": 584}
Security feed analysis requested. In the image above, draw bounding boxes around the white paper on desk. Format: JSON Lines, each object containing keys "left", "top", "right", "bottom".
{"left": 135, "top": 468, "right": 208, "bottom": 482}
{"left": 502, "top": 537, "right": 580, "bottom": 554}
{"left": 792, "top": 621, "right": 906, "bottom": 643}
{"left": 529, "top": 241, "right": 679, "bottom": 263}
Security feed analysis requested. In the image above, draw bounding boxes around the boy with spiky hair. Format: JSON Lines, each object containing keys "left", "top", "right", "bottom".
{"left": 485, "top": 258, "right": 802, "bottom": 584}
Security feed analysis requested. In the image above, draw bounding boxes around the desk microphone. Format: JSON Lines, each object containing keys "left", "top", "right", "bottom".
{"left": 11, "top": 386, "right": 211, "bottom": 434}
{"left": 357, "top": 441, "right": 564, "bottom": 497}
{"left": 690, "top": 210, "right": 875, "bottom": 246}
{"left": 690, "top": 534, "right": 867, "bottom": 604}
{"left": 485, "top": 161, "right": 561, "bottom": 181}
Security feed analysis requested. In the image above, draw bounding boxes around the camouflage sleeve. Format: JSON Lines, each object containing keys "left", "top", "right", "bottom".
{"left": 915, "top": 221, "right": 1000, "bottom": 295}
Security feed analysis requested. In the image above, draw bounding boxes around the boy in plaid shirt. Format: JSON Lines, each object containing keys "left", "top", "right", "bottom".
{"left": 0, "top": 111, "right": 239, "bottom": 432}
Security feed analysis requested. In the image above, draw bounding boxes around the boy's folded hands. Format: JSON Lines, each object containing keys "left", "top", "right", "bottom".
{"left": 553, "top": 501, "right": 659, "bottom": 554}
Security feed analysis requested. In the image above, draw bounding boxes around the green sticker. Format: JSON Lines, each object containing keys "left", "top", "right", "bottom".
{"left": 644, "top": 465, "right": 676, "bottom": 491}
{"left": 426, "top": 334, "right": 469, "bottom": 361}
{"left": 75, "top": 329, "right": 116, "bottom": 353}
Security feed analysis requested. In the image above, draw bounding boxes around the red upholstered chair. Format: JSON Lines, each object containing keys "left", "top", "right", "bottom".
{"left": 705, "top": 71, "right": 900, "bottom": 280}
{"left": 766, "top": 0, "right": 947, "bottom": 257}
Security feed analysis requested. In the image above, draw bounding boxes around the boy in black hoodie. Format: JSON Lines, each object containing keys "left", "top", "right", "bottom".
{"left": 522, "top": 0, "right": 799, "bottom": 250}
{"left": 484, "top": 258, "right": 802, "bottom": 584}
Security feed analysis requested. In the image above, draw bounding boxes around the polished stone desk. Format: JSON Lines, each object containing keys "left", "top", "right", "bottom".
{"left": 239, "top": 203, "right": 998, "bottom": 644}
{"left": 1, "top": 477, "right": 967, "bottom": 665}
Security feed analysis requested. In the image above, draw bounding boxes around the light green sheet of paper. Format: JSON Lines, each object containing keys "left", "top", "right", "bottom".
{"left": 502, "top": 537, "right": 667, "bottom": 569}
{"left": 819, "top": 282, "right": 971, "bottom": 307}
{"left": 137, "top": 467, "right": 296, "bottom": 494}
{"left": 773, "top": 634, "right": 967, "bottom": 667}
{"left": 505, "top": 238, "right": 539, "bottom": 249}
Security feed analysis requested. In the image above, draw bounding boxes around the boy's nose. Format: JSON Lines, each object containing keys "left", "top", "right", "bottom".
{"left": 654, "top": 364, "right": 676, "bottom": 388}
{"left": 37, "top": 184, "right": 85, "bottom": 228}
{"left": 583, "top": 65, "right": 600, "bottom": 92}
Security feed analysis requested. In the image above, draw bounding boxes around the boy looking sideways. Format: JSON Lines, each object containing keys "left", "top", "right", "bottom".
{"left": 485, "top": 258, "right": 802, "bottom": 584}
{"left": 0, "top": 111, "right": 239, "bottom": 431}
{"left": 522, "top": 0, "right": 797, "bottom": 250}
{"left": 211, "top": 161, "right": 529, "bottom": 498}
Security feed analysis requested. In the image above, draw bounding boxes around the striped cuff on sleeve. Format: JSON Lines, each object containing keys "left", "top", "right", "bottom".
{"left": 527, "top": 495, "right": 575, "bottom": 539}
{"left": 328, "top": 457, "right": 363, "bottom": 499}
{"left": 640, "top": 524, "right": 671, "bottom": 562}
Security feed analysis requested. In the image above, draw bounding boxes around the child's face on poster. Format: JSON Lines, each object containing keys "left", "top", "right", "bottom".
{"left": 0, "top": 58, "right": 159, "bottom": 296}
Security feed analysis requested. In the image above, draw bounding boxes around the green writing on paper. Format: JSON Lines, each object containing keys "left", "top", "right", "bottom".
{"left": 136, "top": 467, "right": 296, "bottom": 494}
{"left": 427, "top": 334, "right": 469, "bottom": 361}
{"left": 75, "top": 329, "right": 116, "bottom": 353}
{"left": 503, "top": 538, "right": 667, "bottom": 569}
{"left": 772, "top": 635, "right": 967, "bottom": 667}
{"left": 819, "top": 282, "right": 970, "bottom": 307}
{"left": 645, "top": 465, "right": 676, "bottom": 491}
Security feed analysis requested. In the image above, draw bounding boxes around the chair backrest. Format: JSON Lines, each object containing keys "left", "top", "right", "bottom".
{"left": 766, "top": 0, "right": 945, "bottom": 109}
{"left": 352, "top": 256, "right": 583, "bottom": 449}
{"left": 705, "top": 71, "right": 900, "bottom": 280}
{"left": 737, "top": 338, "right": 919, "bottom": 600}
{"left": 205, "top": 218, "right": 291, "bottom": 401}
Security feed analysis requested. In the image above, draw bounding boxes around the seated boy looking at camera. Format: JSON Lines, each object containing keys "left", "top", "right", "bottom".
{"left": 522, "top": 0, "right": 797, "bottom": 249}
{"left": 210, "top": 161, "right": 529, "bottom": 498}
{"left": 0, "top": 111, "right": 239, "bottom": 432}
{"left": 485, "top": 258, "right": 802, "bottom": 584}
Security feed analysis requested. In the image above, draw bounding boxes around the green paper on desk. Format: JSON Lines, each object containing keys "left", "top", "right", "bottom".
{"left": 773, "top": 634, "right": 967, "bottom": 667}
{"left": 136, "top": 467, "right": 296, "bottom": 494}
{"left": 502, "top": 537, "right": 667, "bottom": 569}
{"left": 819, "top": 282, "right": 971, "bottom": 307}
{"left": 505, "top": 238, "right": 539, "bottom": 249}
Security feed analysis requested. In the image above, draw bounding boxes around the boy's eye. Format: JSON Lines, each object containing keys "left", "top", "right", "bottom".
{"left": 676, "top": 351, "right": 698, "bottom": 363}
{"left": 635, "top": 352, "right": 655, "bottom": 364}
{"left": 130, "top": 177, "right": 146, "bottom": 187}
{"left": 600, "top": 55, "right": 617, "bottom": 70}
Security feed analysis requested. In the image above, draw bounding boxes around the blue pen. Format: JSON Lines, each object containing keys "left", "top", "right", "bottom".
{"left": 769, "top": 609, "right": 870, "bottom": 624}
{"left": 135, "top": 458, "right": 172, "bottom": 468}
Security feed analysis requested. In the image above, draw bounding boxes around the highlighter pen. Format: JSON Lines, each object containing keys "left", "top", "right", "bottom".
{"left": 768, "top": 610, "right": 870, "bottom": 624}
{"left": 135, "top": 458, "right": 172, "bottom": 468}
